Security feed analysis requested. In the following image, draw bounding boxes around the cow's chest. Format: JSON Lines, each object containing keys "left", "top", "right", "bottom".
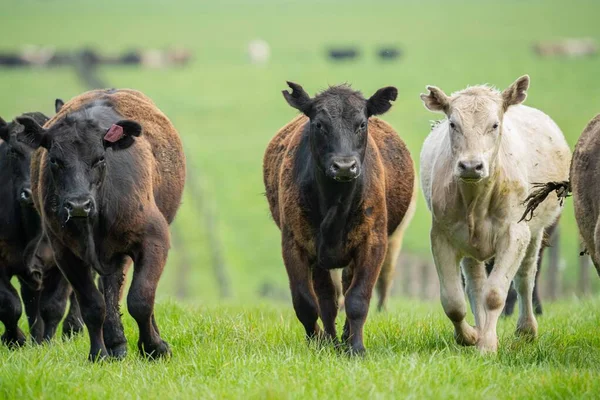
{"left": 445, "top": 216, "right": 499, "bottom": 261}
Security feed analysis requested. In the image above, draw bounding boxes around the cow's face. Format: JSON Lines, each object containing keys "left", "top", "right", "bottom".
{"left": 17, "top": 114, "right": 141, "bottom": 224}
{"left": 283, "top": 82, "right": 397, "bottom": 182}
{"left": 0, "top": 113, "right": 48, "bottom": 207}
{"left": 421, "top": 75, "right": 530, "bottom": 183}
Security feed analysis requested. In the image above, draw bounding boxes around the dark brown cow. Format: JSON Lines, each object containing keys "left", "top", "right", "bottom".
{"left": 263, "top": 82, "right": 415, "bottom": 355}
{"left": 18, "top": 89, "right": 185, "bottom": 361}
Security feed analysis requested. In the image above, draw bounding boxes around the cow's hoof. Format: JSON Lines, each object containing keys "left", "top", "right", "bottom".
{"left": 476, "top": 333, "right": 498, "bottom": 354}
{"left": 108, "top": 342, "right": 128, "bottom": 360}
{"left": 139, "top": 340, "right": 171, "bottom": 360}
{"left": 1, "top": 330, "right": 27, "bottom": 348}
{"left": 88, "top": 348, "right": 110, "bottom": 362}
{"left": 516, "top": 318, "right": 538, "bottom": 339}
{"left": 348, "top": 344, "right": 366, "bottom": 357}
{"left": 454, "top": 325, "right": 478, "bottom": 346}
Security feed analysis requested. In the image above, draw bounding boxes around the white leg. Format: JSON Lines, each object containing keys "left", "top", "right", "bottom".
{"left": 461, "top": 258, "right": 486, "bottom": 330}
{"left": 431, "top": 228, "right": 478, "bottom": 346}
{"left": 514, "top": 230, "right": 542, "bottom": 337}
{"left": 479, "top": 223, "right": 530, "bottom": 353}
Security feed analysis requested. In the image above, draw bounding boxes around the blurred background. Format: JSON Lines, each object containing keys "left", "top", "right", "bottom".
{"left": 1, "top": 0, "right": 599, "bottom": 304}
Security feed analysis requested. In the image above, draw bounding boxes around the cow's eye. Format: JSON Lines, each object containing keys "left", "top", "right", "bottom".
{"left": 360, "top": 121, "right": 367, "bottom": 130}
{"left": 449, "top": 122, "right": 456, "bottom": 129}
{"left": 49, "top": 157, "right": 59, "bottom": 166}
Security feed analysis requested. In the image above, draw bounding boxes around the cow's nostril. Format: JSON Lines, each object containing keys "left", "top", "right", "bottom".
{"left": 474, "top": 163, "right": 484, "bottom": 172}
{"left": 458, "top": 162, "right": 467, "bottom": 171}
{"left": 332, "top": 163, "right": 340, "bottom": 172}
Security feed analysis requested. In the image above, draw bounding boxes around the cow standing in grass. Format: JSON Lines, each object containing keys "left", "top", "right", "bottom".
{"left": 264, "top": 82, "right": 415, "bottom": 355}
{"left": 419, "top": 76, "right": 570, "bottom": 352}
{"left": 0, "top": 112, "right": 84, "bottom": 346}
{"left": 18, "top": 89, "right": 185, "bottom": 360}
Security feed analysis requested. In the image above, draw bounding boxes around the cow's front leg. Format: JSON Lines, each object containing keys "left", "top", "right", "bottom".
{"left": 461, "top": 258, "right": 486, "bottom": 331}
{"left": 343, "top": 237, "right": 386, "bottom": 356}
{"left": 479, "top": 223, "right": 530, "bottom": 353}
{"left": 431, "top": 228, "right": 478, "bottom": 346}
{"left": 514, "top": 230, "right": 543, "bottom": 338}
{"left": 312, "top": 267, "right": 338, "bottom": 344}
{"left": 281, "top": 228, "right": 321, "bottom": 340}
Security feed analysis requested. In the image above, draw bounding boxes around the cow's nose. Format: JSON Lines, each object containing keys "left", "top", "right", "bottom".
{"left": 331, "top": 158, "right": 359, "bottom": 181}
{"left": 457, "top": 160, "right": 486, "bottom": 181}
{"left": 64, "top": 198, "right": 94, "bottom": 218}
{"left": 19, "top": 188, "right": 33, "bottom": 205}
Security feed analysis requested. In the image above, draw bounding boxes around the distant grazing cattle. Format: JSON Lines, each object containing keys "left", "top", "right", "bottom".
{"left": 377, "top": 47, "right": 402, "bottom": 61}
{"left": 328, "top": 48, "right": 359, "bottom": 61}
{"left": 533, "top": 38, "right": 598, "bottom": 58}
{"left": 17, "top": 89, "right": 185, "bottom": 361}
{"left": 0, "top": 111, "right": 83, "bottom": 346}
{"left": 247, "top": 39, "right": 271, "bottom": 65}
{"left": 264, "top": 82, "right": 415, "bottom": 355}
{"left": 420, "top": 75, "right": 570, "bottom": 353}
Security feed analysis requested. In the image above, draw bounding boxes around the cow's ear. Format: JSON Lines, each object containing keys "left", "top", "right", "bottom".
{"left": 103, "top": 119, "right": 142, "bottom": 151}
{"left": 55, "top": 99, "right": 64, "bottom": 113}
{"left": 16, "top": 116, "right": 50, "bottom": 149}
{"left": 420, "top": 85, "right": 450, "bottom": 114}
{"left": 502, "top": 75, "right": 530, "bottom": 111}
{"left": 367, "top": 86, "right": 398, "bottom": 116}
{"left": 282, "top": 81, "right": 314, "bottom": 117}
{"left": 0, "top": 117, "right": 9, "bottom": 142}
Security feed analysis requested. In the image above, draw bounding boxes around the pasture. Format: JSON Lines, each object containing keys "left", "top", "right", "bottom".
{"left": 1, "top": 0, "right": 600, "bottom": 398}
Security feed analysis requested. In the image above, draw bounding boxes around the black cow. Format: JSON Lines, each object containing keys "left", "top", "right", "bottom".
{"left": 0, "top": 112, "right": 82, "bottom": 346}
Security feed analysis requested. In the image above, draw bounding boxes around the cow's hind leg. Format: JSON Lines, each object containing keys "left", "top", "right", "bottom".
{"left": 514, "top": 231, "right": 543, "bottom": 338}
{"left": 63, "top": 290, "right": 83, "bottom": 338}
{"left": 431, "top": 230, "right": 478, "bottom": 346}
{"left": 282, "top": 229, "right": 321, "bottom": 340}
{"left": 99, "top": 261, "right": 128, "bottom": 359}
{"left": 312, "top": 267, "right": 338, "bottom": 344}
{"left": 375, "top": 229, "right": 404, "bottom": 312}
{"left": 129, "top": 215, "right": 171, "bottom": 359}
{"left": 19, "top": 280, "right": 43, "bottom": 343}
{"left": 0, "top": 271, "right": 26, "bottom": 347}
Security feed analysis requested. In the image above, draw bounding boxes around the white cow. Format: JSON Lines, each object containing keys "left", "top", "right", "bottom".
{"left": 419, "top": 76, "right": 570, "bottom": 352}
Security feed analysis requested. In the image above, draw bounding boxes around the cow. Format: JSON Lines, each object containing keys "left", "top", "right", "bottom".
{"left": 263, "top": 82, "right": 415, "bottom": 355}
{"left": 0, "top": 111, "right": 84, "bottom": 346}
{"left": 419, "top": 75, "right": 570, "bottom": 353}
{"left": 17, "top": 89, "right": 186, "bottom": 361}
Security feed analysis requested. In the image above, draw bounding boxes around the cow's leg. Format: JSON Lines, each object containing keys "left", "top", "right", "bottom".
{"left": 0, "top": 271, "right": 26, "bottom": 347}
{"left": 312, "top": 267, "right": 338, "bottom": 343}
{"left": 461, "top": 258, "right": 486, "bottom": 330}
{"left": 532, "top": 256, "right": 543, "bottom": 315}
{"left": 479, "top": 223, "right": 529, "bottom": 353}
{"left": 52, "top": 241, "right": 108, "bottom": 360}
{"left": 19, "top": 279, "right": 43, "bottom": 343}
{"left": 63, "top": 290, "right": 84, "bottom": 338}
{"left": 128, "top": 215, "right": 170, "bottom": 359}
{"left": 341, "top": 266, "right": 353, "bottom": 344}
{"left": 513, "top": 230, "right": 543, "bottom": 338}
{"left": 343, "top": 238, "right": 386, "bottom": 356}
{"left": 376, "top": 229, "right": 403, "bottom": 312}
{"left": 39, "top": 268, "right": 70, "bottom": 341}
{"left": 431, "top": 230, "right": 478, "bottom": 346}
{"left": 99, "top": 262, "right": 128, "bottom": 359}
{"left": 282, "top": 229, "right": 320, "bottom": 339}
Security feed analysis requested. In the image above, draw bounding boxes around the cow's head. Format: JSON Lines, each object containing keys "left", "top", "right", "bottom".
{"left": 283, "top": 82, "right": 397, "bottom": 182}
{"left": 421, "top": 75, "right": 530, "bottom": 183}
{"left": 0, "top": 113, "right": 49, "bottom": 207}
{"left": 17, "top": 111, "right": 142, "bottom": 224}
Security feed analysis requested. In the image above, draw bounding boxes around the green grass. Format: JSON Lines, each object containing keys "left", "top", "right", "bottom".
{"left": 2, "top": 1, "right": 600, "bottom": 397}
{"left": 2, "top": 299, "right": 600, "bottom": 399}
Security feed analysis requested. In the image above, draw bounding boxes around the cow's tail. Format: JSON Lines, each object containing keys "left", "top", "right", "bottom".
{"left": 519, "top": 180, "right": 571, "bottom": 223}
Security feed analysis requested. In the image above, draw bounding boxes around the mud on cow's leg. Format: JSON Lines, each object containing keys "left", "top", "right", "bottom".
{"left": 343, "top": 237, "right": 386, "bottom": 356}
{"left": 479, "top": 223, "right": 529, "bottom": 353}
{"left": 52, "top": 241, "right": 108, "bottom": 361}
{"left": 514, "top": 231, "right": 543, "bottom": 338}
{"left": 431, "top": 229, "right": 478, "bottom": 346}
{"left": 282, "top": 228, "right": 321, "bottom": 340}
{"left": 128, "top": 215, "right": 171, "bottom": 359}
{"left": 312, "top": 267, "right": 339, "bottom": 344}
{"left": 0, "top": 271, "right": 26, "bottom": 347}
{"left": 99, "top": 260, "right": 129, "bottom": 359}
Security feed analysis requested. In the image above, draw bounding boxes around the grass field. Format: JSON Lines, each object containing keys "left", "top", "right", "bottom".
{"left": 1, "top": 0, "right": 600, "bottom": 398}
{"left": 2, "top": 299, "right": 600, "bottom": 399}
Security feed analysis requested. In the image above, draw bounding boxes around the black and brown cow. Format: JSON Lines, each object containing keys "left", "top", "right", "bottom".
{"left": 17, "top": 89, "right": 185, "bottom": 361}
{"left": 263, "top": 82, "right": 415, "bottom": 355}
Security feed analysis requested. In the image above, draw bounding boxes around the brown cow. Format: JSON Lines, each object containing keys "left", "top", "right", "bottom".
{"left": 264, "top": 82, "right": 415, "bottom": 355}
{"left": 17, "top": 89, "right": 185, "bottom": 361}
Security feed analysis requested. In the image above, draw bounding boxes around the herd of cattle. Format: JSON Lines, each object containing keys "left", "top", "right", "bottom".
{"left": 0, "top": 76, "right": 598, "bottom": 360}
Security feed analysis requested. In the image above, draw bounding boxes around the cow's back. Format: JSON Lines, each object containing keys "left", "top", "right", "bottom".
{"left": 368, "top": 118, "right": 415, "bottom": 235}
{"left": 38, "top": 89, "right": 185, "bottom": 224}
